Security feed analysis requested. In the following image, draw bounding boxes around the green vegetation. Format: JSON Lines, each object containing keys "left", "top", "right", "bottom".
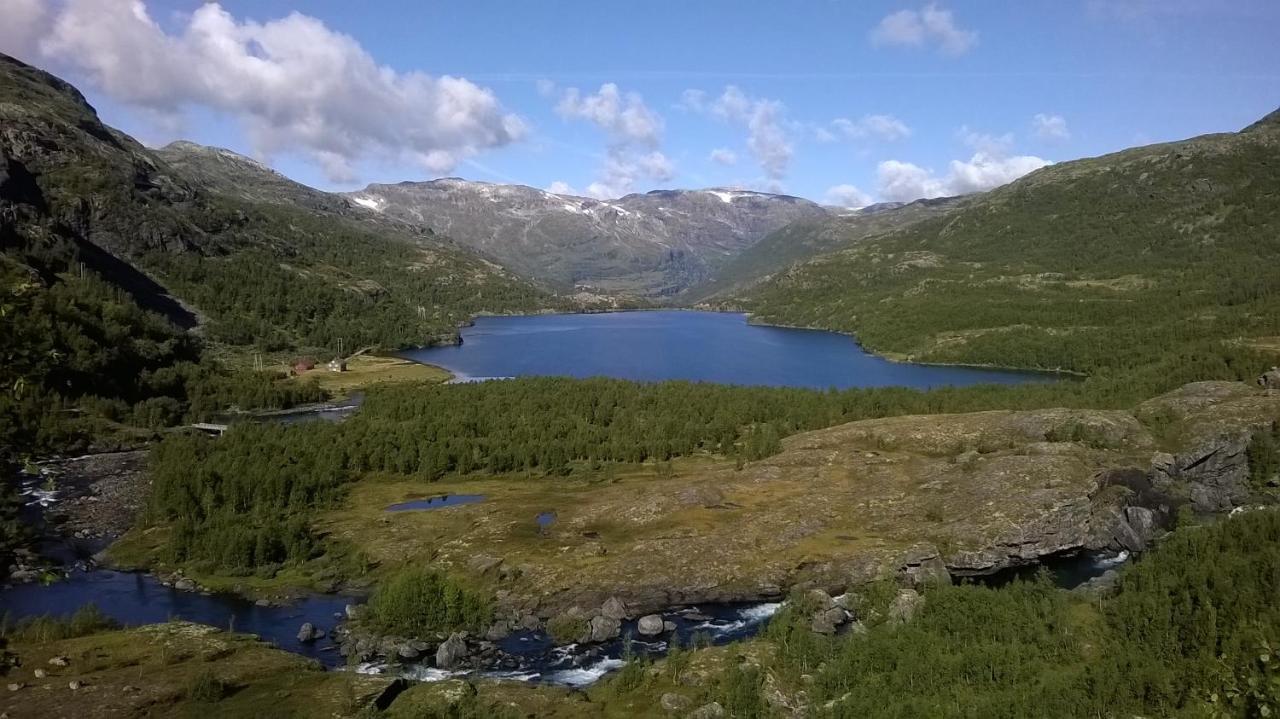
{"left": 735, "top": 121, "right": 1280, "bottom": 407}
{"left": 1249, "top": 421, "right": 1280, "bottom": 488}
{"left": 365, "top": 567, "right": 492, "bottom": 637}
{"left": 0, "top": 603, "right": 118, "bottom": 644}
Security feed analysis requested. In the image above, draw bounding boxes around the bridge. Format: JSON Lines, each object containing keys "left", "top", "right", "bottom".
{"left": 190, "top": 422, "right": 229, "bottom": 435}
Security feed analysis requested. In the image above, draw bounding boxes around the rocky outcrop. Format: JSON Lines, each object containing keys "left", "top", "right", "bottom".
{"left": 434, "top": 633, "right": 468, "bottom": 669}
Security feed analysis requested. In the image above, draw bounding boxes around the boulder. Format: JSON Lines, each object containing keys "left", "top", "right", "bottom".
{"left": 435, "top": 633, "right": 469, "bottom": 669}
{"left": 888, "top": 588, "right": 924, "bottom": 624}
{"left": 296, "top": 622, "right": 319, "bottom": 643}
{"left": 811, "top": 607, "right": 848, "bottom": 635}
{"left": 637, "top": 614, "right": 666, "bottom": 636}
{"left": 805, "top": 588, "right": 836, "bottom": 610}
{"left": 174, "top": 578, "right": 196, "bottom": 591}
{"left": 588, "top": 615, "right": 621, "bottom": 643}
{"left": 689, "top": 702, "right": 726, "bottom": 719}
{"left": 484, "top": 621, "right": 511, "bottom": 642}
{"left": 1259, "top": 368, "right": 1280, "bottom": 391}
{"left": 660, "top": 692, "right": 692, "bottom": 713}
{"left": 600, "top": 596, "right": 627, "bottom": 621}
{"left": 396, "top": 644, "right": 420, "bottom": 660}
{"left": 663, "top": 621, "right": 678, "bottom": 633}
{"left": 902, "top": 556, "right": 951, "bottom": 588}
{"left": 518, "top": 614, "right": 541, "bottom": 631}
{"left": 344, "top": 604, "right": 363, "bottom": 620}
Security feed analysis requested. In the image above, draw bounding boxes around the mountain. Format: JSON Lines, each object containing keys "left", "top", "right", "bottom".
{"left": 0, "top": 53, "right": 560, "bottom": 451}
{"left": 344, "top": 180, "right": 828, "bottom": 296}
{"left": 733, "top": 110, "right": 1280, "bottom": 399}
{"left": 689, "top": 195, "right": 967, "bottom": 300}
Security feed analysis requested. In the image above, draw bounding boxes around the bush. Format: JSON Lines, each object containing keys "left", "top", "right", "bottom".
{"left": 365, "top": 568, "right": 491, "bottom": 637}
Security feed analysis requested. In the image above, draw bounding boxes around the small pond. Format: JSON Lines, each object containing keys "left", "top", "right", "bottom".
{"left": 385, "top": 494, "right": 487, "bottom": 512}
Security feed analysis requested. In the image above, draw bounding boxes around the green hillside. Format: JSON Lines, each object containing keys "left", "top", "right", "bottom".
{"left": 0, "top": 54, "right": 561, "bottom": 455}
{"left": 689, "top": 195, "right": 966, "bottom": 300}
{"left": 734, "top": 112, "right": 1280, "bottom": 403}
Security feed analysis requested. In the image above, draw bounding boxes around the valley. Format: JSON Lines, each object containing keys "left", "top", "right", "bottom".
{"left": 3, "top": 41, "right": 1280, "bottom": 719}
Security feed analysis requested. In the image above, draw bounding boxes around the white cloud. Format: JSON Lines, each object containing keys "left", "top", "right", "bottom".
{"left": 871, "top": 4, "right": 978, "bottom": 56}
{"left": 0, "top": 0, "right": 52, "bottom": 63}
{"left": 547, "top": 180, "right": 576, "bottom": 195}
{"left": 1032, "top": 113, "right": 1071, "bottom": 141}
{"left": 824, "top": 184, "right": 873, "bottom": 209}
{"left": 556, "top": 83, "right": 663, "bottom": 148}
{"left": 876, "top": 152, "right": 1051, "bottom": 202}
{"left": 23, "top": 0, "right": 524, "bottom": 182}
{"left": 554, "top": 83, "right": 673, "bottom": 199}
{"left": 824, "top": 114, "right": 912, "bottom": 142}
{"left": 706, "top": 86, "right": 794, "bottom": 183}
{"left": 957, "top": 126, "right": 1015, "bottom": 155}
{"left": 678, "top": 88, "right": 707, "bottom": 112}
{"left": 708, "top": 148, "right": 738, "bottom": 166}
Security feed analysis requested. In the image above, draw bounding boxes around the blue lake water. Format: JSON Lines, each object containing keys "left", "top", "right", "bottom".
{"left": 386, "top": 494, "right": 486, "bottom": 512}
{"left": 404, "top": 311, "right": 1049, "bottom": 389}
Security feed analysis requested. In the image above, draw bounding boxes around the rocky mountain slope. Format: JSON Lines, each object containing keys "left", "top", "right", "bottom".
{"left": 689, "top": 195, "right": 967, "bottom": 300}
{"left": 345, "top": 180, "right": 828, "bottom": 296}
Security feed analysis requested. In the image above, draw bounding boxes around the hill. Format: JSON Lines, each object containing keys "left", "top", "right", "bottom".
{"left": 345, "top": 180, "right": 828, "bottom": 296}
{"left": 0, "top": 54, "right": 560, "bottom": 454}
{"left": 689, "top": 195, "right": 967, "bottom": 300}
{"left": 731, "top": 110, "right": 1280, "bottom": 401}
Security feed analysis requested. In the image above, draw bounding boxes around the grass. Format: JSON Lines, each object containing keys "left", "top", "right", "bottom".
{"left": 0, "top": 622, "right": 398, "bottom": 718}
{"left": 291, "top": 355, "right": 452, "bottom": 395}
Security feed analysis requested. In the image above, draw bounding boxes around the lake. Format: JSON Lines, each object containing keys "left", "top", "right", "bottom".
{"left": 404, "top": 311, "right": 1049, "bottom": 389}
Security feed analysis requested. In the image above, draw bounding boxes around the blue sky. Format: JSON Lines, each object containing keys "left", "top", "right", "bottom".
{"left": 4, "top": 1, "right": 1279, "bottom": 205}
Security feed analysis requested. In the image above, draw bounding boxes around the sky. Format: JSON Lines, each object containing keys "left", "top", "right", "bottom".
{"left": 3, "top": 0, "right": 1279, "bottom": 207}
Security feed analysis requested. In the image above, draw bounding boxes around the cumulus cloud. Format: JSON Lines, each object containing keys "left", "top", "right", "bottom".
{"left": 957, "top": 126, "right": 1015, "bottom": 155}
{"left": 871, "top": 4, "right": 978, "bottom": 56}
{"left": 876, "top": 152, "right": 1051, "bottom": 202}
{"left": 824, "top": 184, "right": 873, "bottom": 209}
{"left": 1032, "top": 113, "right": 1071, "bottom": 141}
{"left": 698, "top": 86, "right": 794, "bottom": 185}
{"left": 556, "top": 83, "right": 663, "bottom": 147}
{"left": 547, "top": 180, "right": 576, "bottom": 195}
{"left": 554, "top": 83, "right": 673, "bottom": 199}
{"left": 821, "top": 114, "right": 912, "bottom": 143}
{"left": 0, "top": 0, "right": 52, "bottom": 63}
{"left": 15, "top": 1, "right": 525, "bottom": 183}
{"left": 708, "top": 148, "right": 738, "bottom": 166}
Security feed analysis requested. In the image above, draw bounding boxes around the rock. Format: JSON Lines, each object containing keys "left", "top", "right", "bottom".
{"left": 637, "top": 614, "right": 666, "bottom": 636}
{"left": 345, "top": 604, "right": 363, "bottom": 620}
{"left": 33, "top": 669, "right": 46, "bottom": 679}
{"left": 48, "top": 656, "right": 69, "bottom": 667}
{"left": 888, "top": 588, "right": 924, "bottom": 624}
{"left": 805, "top": 588, "right": 836, "bottom": 610}
{"left": 903, "top": 556, "right": 952, "bottom": 588}
{"left": 484, "top": 621, "right": 511, "bottom": 642}
{"left": 174, "top": 578, "right": 196, "bottom": 591}
{"left": 297, "top": 622, "right": 319, "bottom": 642}
{"left": 518, "top": 614, "right": 541, "bottom": 631}
{"left": 689, "top": 702, "right": 726, "bottom": 719}
{"left": 588, "top": 615, "right": 621, "bottom": 643}
{"left": 68, "top": 680, "right": 81, "bottom": 690}
{"left": 1259, "top": 367, "right": 1280, "bottom": 391}
{"left": 254, "top": 599, "right": 270, "bottom": 607}
{"left": 811, "top": 607, "right": 848, "bottom": 635}
{"left": 467, "top": 554, "right": 503, "bottom": 576}
{"left": 9, "top": 569, "right": 37, "bottom": 583}
{"left": 682, "top": 609, "right": 712, "bottom": 622}
{"left": 663, "top": 621, "right": 677, "bottom": 632}
{"left": 6, "top": 684, "right": 22, "bottom": 692}
{"left": 660, "top": 692, "right": 692, "bottom": 713}
{"left": 435, "top": 633, "right": 469, "bottom": 669}
{"left": 600, "top": 596, "right": 627, "bottom": 621}
{"left": 397, "top": 644, "right": 420, "bottom": 660}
